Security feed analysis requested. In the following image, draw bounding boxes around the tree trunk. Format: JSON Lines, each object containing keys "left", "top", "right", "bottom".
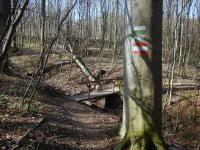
{"left": 168, "top": 0, "right": 180, "bottom": 105}
{"left": 0, "top": 0, "right": 11, "bottom": 71}
{"left": 116, "top": 0, "right": 166, "bottom": 149}
{"left": 40, "top": 0, "right": 46, "bottom": 60}
{"left": 0, "top": 0, "right": 29, "bottom": 65}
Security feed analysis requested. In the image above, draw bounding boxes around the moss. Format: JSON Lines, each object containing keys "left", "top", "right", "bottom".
{"left": 114, "top": 136, "right": 130, "bottom": 150}
{"left": 114, "top": 98, "right": 167, "bottom": 150}
{"left": 115, "top": 130, "right": 166, "bottom": 150}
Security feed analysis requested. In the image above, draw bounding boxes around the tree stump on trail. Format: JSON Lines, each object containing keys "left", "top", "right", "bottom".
{"left": 105, "top": 93, "right": 122, "bottom": 109}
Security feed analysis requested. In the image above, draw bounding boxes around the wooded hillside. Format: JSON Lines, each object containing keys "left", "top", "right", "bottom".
{"left": 0, "top": 0, "right": 199, "bottom": 150}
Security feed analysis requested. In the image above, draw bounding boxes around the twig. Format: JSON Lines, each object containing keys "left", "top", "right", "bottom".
{"left": 21, "top": 0, "right": 78, "bottom": 109}
{"left": 11, "top": 117, "right": 46, "bottom": 150}
{"left": 105, "top": 64, "right": 116, "bottom": 78}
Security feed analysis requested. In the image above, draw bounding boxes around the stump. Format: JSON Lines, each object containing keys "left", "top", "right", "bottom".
{"left": 105, "top": 93, "right": 122, "bottom": 109}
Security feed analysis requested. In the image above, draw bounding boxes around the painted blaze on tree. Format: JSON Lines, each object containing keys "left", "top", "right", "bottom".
{"left": 115, "top": 0, "right": 166, "bottom": 149}
{"left": 131, "top": 26, "right": 151, "bottom": 56}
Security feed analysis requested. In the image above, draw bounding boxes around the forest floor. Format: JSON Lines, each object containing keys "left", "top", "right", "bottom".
{"left": 0, "top": 49, "right": 122, "bottom": 150}
{"left": 0, "top": 48, "right": 200, "bottom": 150}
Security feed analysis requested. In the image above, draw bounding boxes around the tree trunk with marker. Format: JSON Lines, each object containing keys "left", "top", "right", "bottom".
{"left": 116, "top": 0, "right": 166, "bottom": 149}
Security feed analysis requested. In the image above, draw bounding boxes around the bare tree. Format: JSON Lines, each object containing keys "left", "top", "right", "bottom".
{"left": 116, "top": 0, "right": 166, "bottom": 149}
{"left": 40, "top": 0, "right": 46, "bottom": 57}
{"left": 0, "top": 0, "right": 29, "bottom": 70}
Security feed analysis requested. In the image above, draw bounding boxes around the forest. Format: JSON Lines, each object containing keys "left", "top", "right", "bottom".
{"left": 0, "top": 0, "right": 200, "bottom": 150}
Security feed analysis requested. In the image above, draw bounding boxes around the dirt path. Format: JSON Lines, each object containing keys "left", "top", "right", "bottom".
{"left": 0, "top": 55, "right": 123, "bottom": 150}
{"left": 22, "top": 97, "right": 120, "bottom": 150}
{"left": 0, "top": 73, "right": 121, "bottom": 150}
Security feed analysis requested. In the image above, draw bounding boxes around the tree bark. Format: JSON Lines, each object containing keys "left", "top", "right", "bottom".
{"left": 40, "top": 0, "right": 46, "bottom": 60}
{"left": 0, "top": 0, "right": 29, "bottom": 64}
{"left": 116, "top": 0, "right": 166, "bottom": 149}
{"left": 0, "top": 0, "right": 11, "bottom": 70}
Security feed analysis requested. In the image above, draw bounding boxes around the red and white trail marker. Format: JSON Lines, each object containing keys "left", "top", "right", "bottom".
{"left": 132, "top": 26, "right": 151, "bottom": 56}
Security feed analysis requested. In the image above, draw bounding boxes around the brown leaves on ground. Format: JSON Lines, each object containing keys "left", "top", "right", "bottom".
{"left": 0, "top": 54, "right": 123, "bottom": 150}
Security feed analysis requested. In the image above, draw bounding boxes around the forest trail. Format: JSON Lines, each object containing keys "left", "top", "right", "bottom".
{"left": 0, "top": 72, "right": 121, "bottom": 150}
{"left": 31, "top": 96, "right": 120, "bottom": 150}
{"left": 1, "top": 50, "right": 199, "bottom": 149}
{"left": 0, "top": 54, "right": 123, "bottom": 150}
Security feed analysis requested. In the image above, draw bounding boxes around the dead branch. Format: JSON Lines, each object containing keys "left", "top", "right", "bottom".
{"left": 21, "top": 0, "right": 78, "bottom": 110}
{"left": 67, "top": 44, "right": 97, "bottom": 82}
{"left": 11, "top": 117, "right": 46, "bottom": 150}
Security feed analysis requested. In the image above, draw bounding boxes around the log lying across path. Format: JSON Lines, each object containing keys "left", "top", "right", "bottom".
{"left": 70, "top": 87, "right": 120, "bottom": 102}
{"left": 67, "top": 77, "right": 123, "bottom": 109}
{"left": 68, "top": 87, "right": 122, "bottom": 110}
